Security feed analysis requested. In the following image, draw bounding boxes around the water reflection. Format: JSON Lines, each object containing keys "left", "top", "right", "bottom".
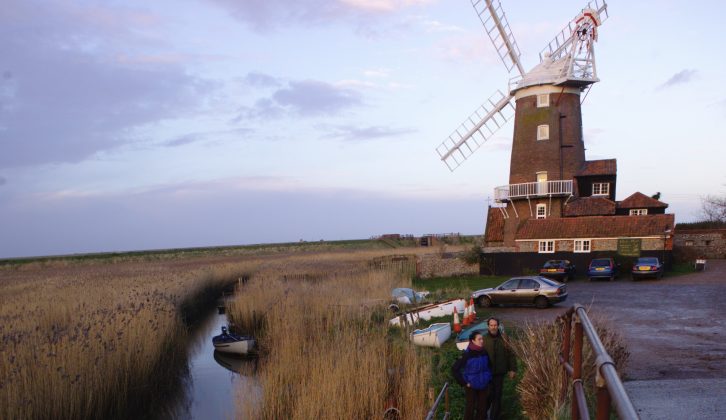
{"left": 167, "top": 309, "right": 261, "bottom": 419}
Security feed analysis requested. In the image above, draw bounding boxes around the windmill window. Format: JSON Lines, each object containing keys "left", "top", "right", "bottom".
{"left": 537, "top": 94, "right": 550, "bottom": 107}
{"left": 574, "top": 239, "right": 591, "bottom": 253}
{"left": 629, "top": 209, "right": 648, "bottom": 215}
{"left": 592, "top": 182, "right": 609, "bottom": 196}
{"left": 537, "top": 125, "right": 549, "bottom": 140}
{"left": 538, "top": 240, "right": 555, "bottom": 253}
{"left": 536, "top": 204, "right": 547, "bottom": 219}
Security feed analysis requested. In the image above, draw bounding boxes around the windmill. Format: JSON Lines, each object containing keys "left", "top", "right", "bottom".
{"left": 436, "top": 0, "right": 608, "bottom": 178}
{"left": 435, "top": 0, "right": 609, "bottom": 245}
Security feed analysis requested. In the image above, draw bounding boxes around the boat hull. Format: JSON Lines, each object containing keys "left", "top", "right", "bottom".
{"left": 410, "top": 323, "right": 451, "bottom": 347}
{"left": 389, "top": 299, "right": 465, "bottom": 327}
{"left": 213, "top": 338, "right": 255, "bottom": 355}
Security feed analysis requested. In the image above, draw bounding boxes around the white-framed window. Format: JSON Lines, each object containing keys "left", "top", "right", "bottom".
{"left": 592, "top": 182, "right": 609, "bottom": 196}
{"left": 538, "top": 240, "right": 555, "bottom": 253}
{"left": 536, "top": 204, "right": 547, "bottom": 219}
{"left": 685, "top": 240, "right": 694, "bottom": 246}
{"left": 629, "top": 209, "right": 648, "bottom": 215}
{"left": 537, "top": 124, "right": 549, "bottom": 140}
{"left": 574, "top": 239, "right": 591, "bottom": 253}
{"left": 537, "top": 93, "right": 549, "bottom": 108}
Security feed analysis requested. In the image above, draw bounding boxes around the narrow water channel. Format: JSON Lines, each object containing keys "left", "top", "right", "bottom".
{"left": 167, "top": 306, "right": 261, "bottom": 419}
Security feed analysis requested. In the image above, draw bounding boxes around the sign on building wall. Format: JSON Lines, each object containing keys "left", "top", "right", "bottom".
{"left": 617, "top": 238, "right": 642, "bottom": 257}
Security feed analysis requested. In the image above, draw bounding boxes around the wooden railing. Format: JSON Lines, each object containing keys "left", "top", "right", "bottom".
{"left": 494, "top": 179, "right": 573, "bottom": 201}
{"left": 558, "top": 304, "right": 639, "bottom": 420}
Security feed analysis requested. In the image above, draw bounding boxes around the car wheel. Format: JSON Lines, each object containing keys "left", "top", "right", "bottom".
{"left": 535, "top": 296, "right": 548, "bottom": 309}
{"left": 388, "top": 304, "right": 400, "bottom": 314}
{"left": 478, "top": 296, "right": 492, "bottom": 308}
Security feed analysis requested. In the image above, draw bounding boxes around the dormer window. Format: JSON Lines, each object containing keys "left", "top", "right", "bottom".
{"left": 592, "top": 182, "right": 609, "bottom": 196}
{"left": 537, "top": 94, "right": 549, "bottom": 108}
{"left": 629, "top": 209, "right": 648, "bottom": 216}
{"left": 537, "top": 124, "right": 549, "bottom": 140}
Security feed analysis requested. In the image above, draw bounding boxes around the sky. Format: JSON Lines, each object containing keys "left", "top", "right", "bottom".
{"left": 1, "top": 0, "right": 725, "bottom": 258}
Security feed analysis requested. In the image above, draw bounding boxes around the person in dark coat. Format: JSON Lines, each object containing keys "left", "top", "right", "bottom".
{"left": 481, "top": 317, "right": 516, "bottom": 420}
{"left": 452, "top": 331, "right": 492, "bottom": 420}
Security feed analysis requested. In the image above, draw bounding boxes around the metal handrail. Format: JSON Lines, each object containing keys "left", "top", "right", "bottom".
{"left": 494, "top": 179, "right": 573, "bottom": 201}
{"left": 424, "top": 382, "right": 450, "bottom": 420}
{"left": 558, "top": 304, "right": 639, "bottom": 420}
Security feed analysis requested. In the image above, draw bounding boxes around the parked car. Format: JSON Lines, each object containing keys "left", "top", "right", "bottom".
{"left": 587, "top": 258, "right": 619, "bottom": 281}
{"left": 631, "top": 257, "right": 664, "bottom": 280}
{"left": 471, "top": 276, "right": 567, "bottom": 309}
{"left": 539, "top": 260, "right": 576, "bottom": 282}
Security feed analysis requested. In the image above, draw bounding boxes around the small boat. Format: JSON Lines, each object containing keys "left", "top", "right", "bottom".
{"left": 455, "top": 321, "right": 505, "bottom": 350}
{"left": 212, "top": 326, "right": 256, "bottom": 355}
{"left": 410, "top": 323, "right": 451, "bottom": 347}
{"left": 213, "top": 350, "right": 258, "bottom": 373}
{"left": 389, "top": 298, "right": 465, "bottom": 327}
{"left": 391, "top": 287, "right": 430, "bottom": 305}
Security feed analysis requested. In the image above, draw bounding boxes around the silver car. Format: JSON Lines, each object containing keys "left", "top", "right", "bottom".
{"left": 472, "top": 276, "right": 568, "bottom": 309}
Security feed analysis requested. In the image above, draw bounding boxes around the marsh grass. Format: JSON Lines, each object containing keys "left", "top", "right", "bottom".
{"left": 0, "top": 258, "right": 258, "bottom": 419}
{"left": 228, "top": 253, "right": 431, "bottom": 419}
{"left": 511, "top": 311, "right": 629, "bottom": 419}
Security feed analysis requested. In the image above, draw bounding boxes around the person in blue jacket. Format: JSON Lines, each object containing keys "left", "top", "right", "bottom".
{"left": 452, "top": 331, "right": 493, "bottom": 420}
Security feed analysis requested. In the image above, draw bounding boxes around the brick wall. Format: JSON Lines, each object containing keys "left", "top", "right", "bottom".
{"left": 673, "top": 230, "right": 726, "bottom": 259}
{"left": 516, "top": 237, "right": 666, "bottom": 253}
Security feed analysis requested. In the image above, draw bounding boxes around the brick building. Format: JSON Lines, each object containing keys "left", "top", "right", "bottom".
{"left": 481, "top": 88, "right": 675, "bottom": 274}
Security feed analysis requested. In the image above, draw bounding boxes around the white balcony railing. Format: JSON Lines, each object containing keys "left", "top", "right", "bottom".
{"left": 494, "top": 180, "right": 573, "bottom": 202}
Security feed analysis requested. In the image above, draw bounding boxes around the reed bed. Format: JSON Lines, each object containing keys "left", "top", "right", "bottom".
{"left": 228, "top": 253, "right": 430, "bottom": 419}
{"left": 511, "top": 311, "right": 629, "bottom": 419}
{"left": 0, "top": 257, "right": 259, "bottom": 419}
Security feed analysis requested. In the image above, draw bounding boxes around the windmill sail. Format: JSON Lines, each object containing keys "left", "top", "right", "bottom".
{"left": 436, "top": 90, "right": 514, "bottom": 172}
{"left": 472, "top": 0, "right": 525, "bottom": 76}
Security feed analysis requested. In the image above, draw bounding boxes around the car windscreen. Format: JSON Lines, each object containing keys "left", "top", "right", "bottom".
{"left": 537, "top": 277, "right": 560, "bottom": 287}
{"left": 590, "top": 259, "right": 611, "bottom": 267}
{"left": 543, "top": 261, "right": 563, "bottom": 268}
{"left": 637, "top": 258, "right": 658, "bottom": 265}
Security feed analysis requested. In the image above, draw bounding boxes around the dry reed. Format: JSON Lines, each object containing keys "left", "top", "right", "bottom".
{"left": 0, "top": 257, "right": 259, "bottom": 419}
{"left": 510, "top": 310, "right": 629, "bottom": 420}
{"left": 228, "top": 252, "right": 431, "bottom": 419}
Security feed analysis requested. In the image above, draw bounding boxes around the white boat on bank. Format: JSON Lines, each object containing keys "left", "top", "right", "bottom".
{"left": 212, "top": 326, "right": 256, "bottom": 355}
{"left": 389, "top": 298, "right": 465, "bottom": 327}
{"left": 410, "top": 323, "right": 451, "bottom": 347}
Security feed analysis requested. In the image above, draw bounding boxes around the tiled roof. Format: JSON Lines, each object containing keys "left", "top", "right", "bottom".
{"left": 515, "top": 214, "right": 675, "bottom": 240}
{"left": 576, "top": 159, "right": 617, "bottom": 176}
{"left": 564, "top": 196, "right": 616, "bottom": 216}
{"left": 618, "top": 192, "right": 668, "bottom": 209}
{"left": 484, "top": 207, "right": 505, "bottom": 242}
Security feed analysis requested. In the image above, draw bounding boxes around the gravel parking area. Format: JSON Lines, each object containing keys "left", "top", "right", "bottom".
{"left": 490, "top": 260, "right": 726, "bottom": 380}
{"left": 485, "top": 260, "right": 726, "bottom": 418}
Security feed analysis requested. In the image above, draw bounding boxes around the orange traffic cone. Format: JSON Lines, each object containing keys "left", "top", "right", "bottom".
{"left": 453, "top": 308, "right": 461, "bottom": 333}
{"left": 469, "top": 298, "right": 477, "bottom": 323}
{"left": 462, "top": 301, "right": 471, "bottom": 326}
